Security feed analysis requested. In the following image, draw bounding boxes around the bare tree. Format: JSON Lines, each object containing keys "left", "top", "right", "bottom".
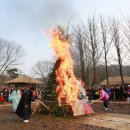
{"left": 0, "top": 39, "right": 25, "bottom": 76}
{"left": 123, "top": 17, "right": 130, "bottom": 63}
{"left": 32, "top": 60, "right": 53, "bottom": 82}
{"left": 71, "top": 25, "right": 87, "bottom": 85}
{"left": 71, "top": 15, "right": 103, "bottom": 85}
{"left": 85, "top": 16, "right": 102, "bottom": 84}
{"left": 83, "top": 40, "right": 92, "bottom": 86}
{"left": 100, "top": 16, "right": 112, "bottom": 85}
{"left": 110, "top": 18, "right": 124, "bottom": 84}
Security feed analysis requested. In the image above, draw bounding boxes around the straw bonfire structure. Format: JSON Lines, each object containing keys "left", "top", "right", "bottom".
{"left": 43, "top": 27, "right": 94, "bottom": 116}
{"left": 43, "top": 27, "right": 79, "bottom": 116}
{"left": 43, "top": 59, "right": 73, "bottom": 116}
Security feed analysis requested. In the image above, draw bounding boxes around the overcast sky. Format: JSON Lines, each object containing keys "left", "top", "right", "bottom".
{"left": 0, "top": 0, "right": 130, "bottom": 75}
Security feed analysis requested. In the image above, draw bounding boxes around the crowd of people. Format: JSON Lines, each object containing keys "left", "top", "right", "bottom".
{"left": 0, "top": 85, "right": 43, "bottom": 123}
{"left": 0, "top": 86, "right": 43, "bottom": 103}
{"left": 0, "top": 84, "right": 130, "bottom": 123}
{"left": 0, "top": 86, "right": 13, "bottom": 103}
{"left": 86, "top": 85, "right": 130, "bottom": 102}
{"left": 1, "top": 84, "right": 130, "bottom": 104}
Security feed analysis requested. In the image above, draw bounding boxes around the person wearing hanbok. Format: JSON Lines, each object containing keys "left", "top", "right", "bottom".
{"left": 8, "top": 86, "right": 21, "bottom": 112}
{"left": 15, "top": 86, "right": 36, "bottom": 123}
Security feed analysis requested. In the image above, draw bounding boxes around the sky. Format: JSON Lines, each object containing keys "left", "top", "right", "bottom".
{"left": 0, "top": 0, "right": 130, "bottom": 75}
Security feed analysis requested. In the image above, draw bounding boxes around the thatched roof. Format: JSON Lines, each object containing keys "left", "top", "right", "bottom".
{"left": 5, "top": 76, "right": 43, "bottom": 84}
{"left": 99, "top": 76, "right": 130, "bottom": 85}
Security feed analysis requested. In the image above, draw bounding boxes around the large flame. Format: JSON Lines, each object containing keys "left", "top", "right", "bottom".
{"left": 50, "top": 27, "right": 79, "bottom": 112}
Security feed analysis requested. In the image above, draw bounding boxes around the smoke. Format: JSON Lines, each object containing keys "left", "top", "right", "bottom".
{"left": 8, "top": 0, "right": 78, "bottom": 29}
{"left": 39, "top": 0, "right": 78, "bottom": 26}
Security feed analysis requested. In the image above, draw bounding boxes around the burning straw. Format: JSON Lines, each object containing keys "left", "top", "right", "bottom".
{"left": 50, "top": 27, "right": 79, "bottom": 112}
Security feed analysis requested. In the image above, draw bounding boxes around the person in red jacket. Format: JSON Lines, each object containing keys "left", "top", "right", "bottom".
{"left": 0, "top": 92, "right": 5, "bottom": 103}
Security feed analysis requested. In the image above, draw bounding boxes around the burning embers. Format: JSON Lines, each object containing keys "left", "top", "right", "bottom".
{"left": 50, "top": 27, "right": 79, "bottom": 112}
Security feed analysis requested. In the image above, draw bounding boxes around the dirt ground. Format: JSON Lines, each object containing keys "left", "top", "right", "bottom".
{"left": 0, "top": 103, "right": 130, "bottom": 130}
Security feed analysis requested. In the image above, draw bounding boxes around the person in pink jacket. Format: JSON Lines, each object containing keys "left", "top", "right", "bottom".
{"left": 98, "top": 88, "right": 109, "bottom": 110}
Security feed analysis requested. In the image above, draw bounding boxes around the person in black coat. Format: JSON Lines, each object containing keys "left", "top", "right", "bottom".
{"left": 15, "top": 86, "right": 36, "bottom": 123}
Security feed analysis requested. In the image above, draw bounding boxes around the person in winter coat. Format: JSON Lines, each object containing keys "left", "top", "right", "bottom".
{"left": 98, "top": 87, "right": 109, "bottom": 110}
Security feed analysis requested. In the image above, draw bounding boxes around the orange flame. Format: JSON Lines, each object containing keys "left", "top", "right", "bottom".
{"left": 50, "top": 27, "right": 79, "bottom": 112}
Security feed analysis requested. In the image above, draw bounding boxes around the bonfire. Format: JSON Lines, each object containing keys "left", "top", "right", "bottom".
{"left": 49, "top": 27, "right": 94, "bottom": 116}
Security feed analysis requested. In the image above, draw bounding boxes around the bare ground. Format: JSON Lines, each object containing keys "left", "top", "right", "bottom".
{"left": 0, "top": 103, "right": 130, "bottom": 130}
